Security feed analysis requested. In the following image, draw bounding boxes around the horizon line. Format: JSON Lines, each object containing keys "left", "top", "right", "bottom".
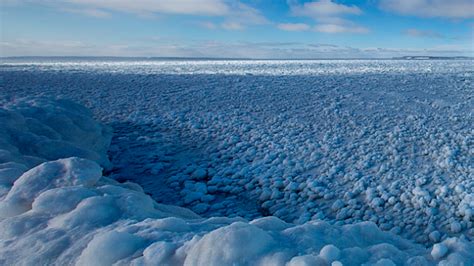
{"left": 2, "top": 55, "right": 473, "bottom": 61}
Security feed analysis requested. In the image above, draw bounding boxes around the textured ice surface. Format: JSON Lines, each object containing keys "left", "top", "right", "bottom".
{"left": 1, "top": 59, "right": 473, "bottom": 264}
{"left": 2, "top": 58, "right": 472, "bottom": 76}
{"left": 0, "top": 100, "right": 472, "bottom": 265}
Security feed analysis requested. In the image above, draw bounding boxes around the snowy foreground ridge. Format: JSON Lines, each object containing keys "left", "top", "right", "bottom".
{"left": 1, "top": 99, "right": 473, "bottom": 265}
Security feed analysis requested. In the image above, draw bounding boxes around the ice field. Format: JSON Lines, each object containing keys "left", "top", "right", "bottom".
{"left": 0, "top": 59, "right": 473, "bottom": 265}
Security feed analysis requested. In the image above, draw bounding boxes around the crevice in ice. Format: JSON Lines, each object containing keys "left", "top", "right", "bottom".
{"left": 106, "top": 120, "right": 263, "bottom": 219}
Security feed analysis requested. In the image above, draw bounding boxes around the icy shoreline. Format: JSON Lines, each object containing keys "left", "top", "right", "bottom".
{"left": 0, "top": 98, "right": 473, "bottom": 265}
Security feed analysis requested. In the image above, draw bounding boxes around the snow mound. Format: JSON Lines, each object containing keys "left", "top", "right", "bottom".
{"left": 0, "top": 97, "right": 112, "bottom": 170}
{"left": 1, "top": 99, "right": 473, "bottom": 265}
{"left": 0, "top": 157, "right": 101, "bottom": 218}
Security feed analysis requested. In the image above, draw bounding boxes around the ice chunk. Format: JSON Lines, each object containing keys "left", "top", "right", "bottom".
{"left": 431, "top": 243, "right": 448, "bottom": 260}
{"left": 191, "top": 168, "right": 207, "bottom": 180}
{"left": 319, "top": 244, "right": 341, "bottom": 263}
{"left": 141, "top": 241, "right": 177, "bottom": 265}
{"left": 184, "top": 222, "right": 274, "bottom": 265}
{"left": 287, "top": 255, "right": 326, "bottom": 266}
{"left": 0, "top": 158, "right": 102, "bottom": 218}
{"left": 77, "top": 230, "right": 145, "bottom": 266}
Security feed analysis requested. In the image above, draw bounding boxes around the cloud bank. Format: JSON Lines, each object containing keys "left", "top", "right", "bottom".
{"left": 404, "top": 29, "right": 445, "bottom": 39}
{"left": 380, "top": 0, "right": 474, "bottom": 18}
{"left": 287, "top": 0, "right": 369, "bottom": 34}
{"left": 2, "top": 38, "right": 472, "bottom": 59}
{"left": 6, "top": 0, "right": 268, "bottom": 30}
{"left": 277, "top": 23, "right": 311, "bottom": 31}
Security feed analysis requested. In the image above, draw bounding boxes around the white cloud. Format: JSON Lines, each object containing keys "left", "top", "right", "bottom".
{"left": 221, "top": 22, "right": 244, "bottom": 30}
{"left": 6, "top": 0, "right": 268, "bottom": 30}
{"left": 404, "top": 28, "right": 445, "bottom": 38}
{"left": 195, "top": 2, "right": 268, "bottom": 31}
{"left": 227, "top": 2, "right": 268, "bottom": 25}
{"left": 277, "top": 22, "right": 368, "bottom": 34}
{"left": 287, "top": 0, "right": 368, "bottom": 34}
{"left": 315, "top": 24, "right": 369, "bottom": 34}
{"left": 380, "top": 0, "right": 474, "bottom": 19}
{"left": 198, "top": 21, "right": 218, "bottom": 30}
{"left": 64, "top": 0, "right": 230, "bottom": 16}
{"left": 3, "top": 38, "right": 472, "bottom": 58}
{"left": 291, "top": 0, "right": 362, "bottom": 19}
{"left": 4, "top": 0, "right": 230, "bottom": 16}
{"left": 8, "top": 0, "right": 269, "bottom": 30}
{"left": 59, "top": 8, "right": 111, "bottom": 18}
{"left": 0, "top": 39, "right": 96, "bottom": 56}
{"left": 219, "top": 1, "right": 269, "bottom": 30}
{"left": 277, "top": 23, "right": 310, "bottom": 31}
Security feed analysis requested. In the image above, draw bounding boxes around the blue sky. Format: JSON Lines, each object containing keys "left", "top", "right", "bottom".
{"left": 1, "top": 0, "right": 473, "bottom": 58}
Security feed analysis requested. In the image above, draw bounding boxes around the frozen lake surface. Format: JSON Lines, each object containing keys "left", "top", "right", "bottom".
{"left": 1, "top": 59, "right": 473, "bottom": 265}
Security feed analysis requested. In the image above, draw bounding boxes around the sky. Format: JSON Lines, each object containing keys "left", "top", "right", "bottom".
{"left": 1, "top": 0, "right": 473, "bottom": 58}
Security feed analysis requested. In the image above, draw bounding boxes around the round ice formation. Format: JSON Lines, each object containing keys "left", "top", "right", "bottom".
{"left": 450, "top": 222, "right": 462, "bottom": 233}
{"left": 429, "top": 231, "right": 441, "bottom": 242}
{"left": 184, "top": 222, "right": 274, "bottom": 265}
{"left": 191, "top": 168, "right": 207, "bottom": 180}
{"left": 77, "top": 230, "right": 145, "bottom": 266}
{"left": 287, "top": 255, "right": 325, "bottom": 266}
{"left": 319, "top": 244, "right": 341, "bottom": 263}
{"left": 3, "top": 152, "right": 471, "bottom": 265}
{"left": 431, "top": 243, "right": 448, "bottom": 260}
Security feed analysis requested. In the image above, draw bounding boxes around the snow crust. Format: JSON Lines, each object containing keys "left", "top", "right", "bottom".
{"left": 0, "top": 97, "right": 472, "bottom": 265}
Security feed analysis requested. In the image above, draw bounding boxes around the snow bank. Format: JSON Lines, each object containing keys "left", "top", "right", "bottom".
{"left": 0, "top": 97, "right": 112, "bottom": 199}
{"left": 1, "top": 99, "right": 473, "bottom": 265}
